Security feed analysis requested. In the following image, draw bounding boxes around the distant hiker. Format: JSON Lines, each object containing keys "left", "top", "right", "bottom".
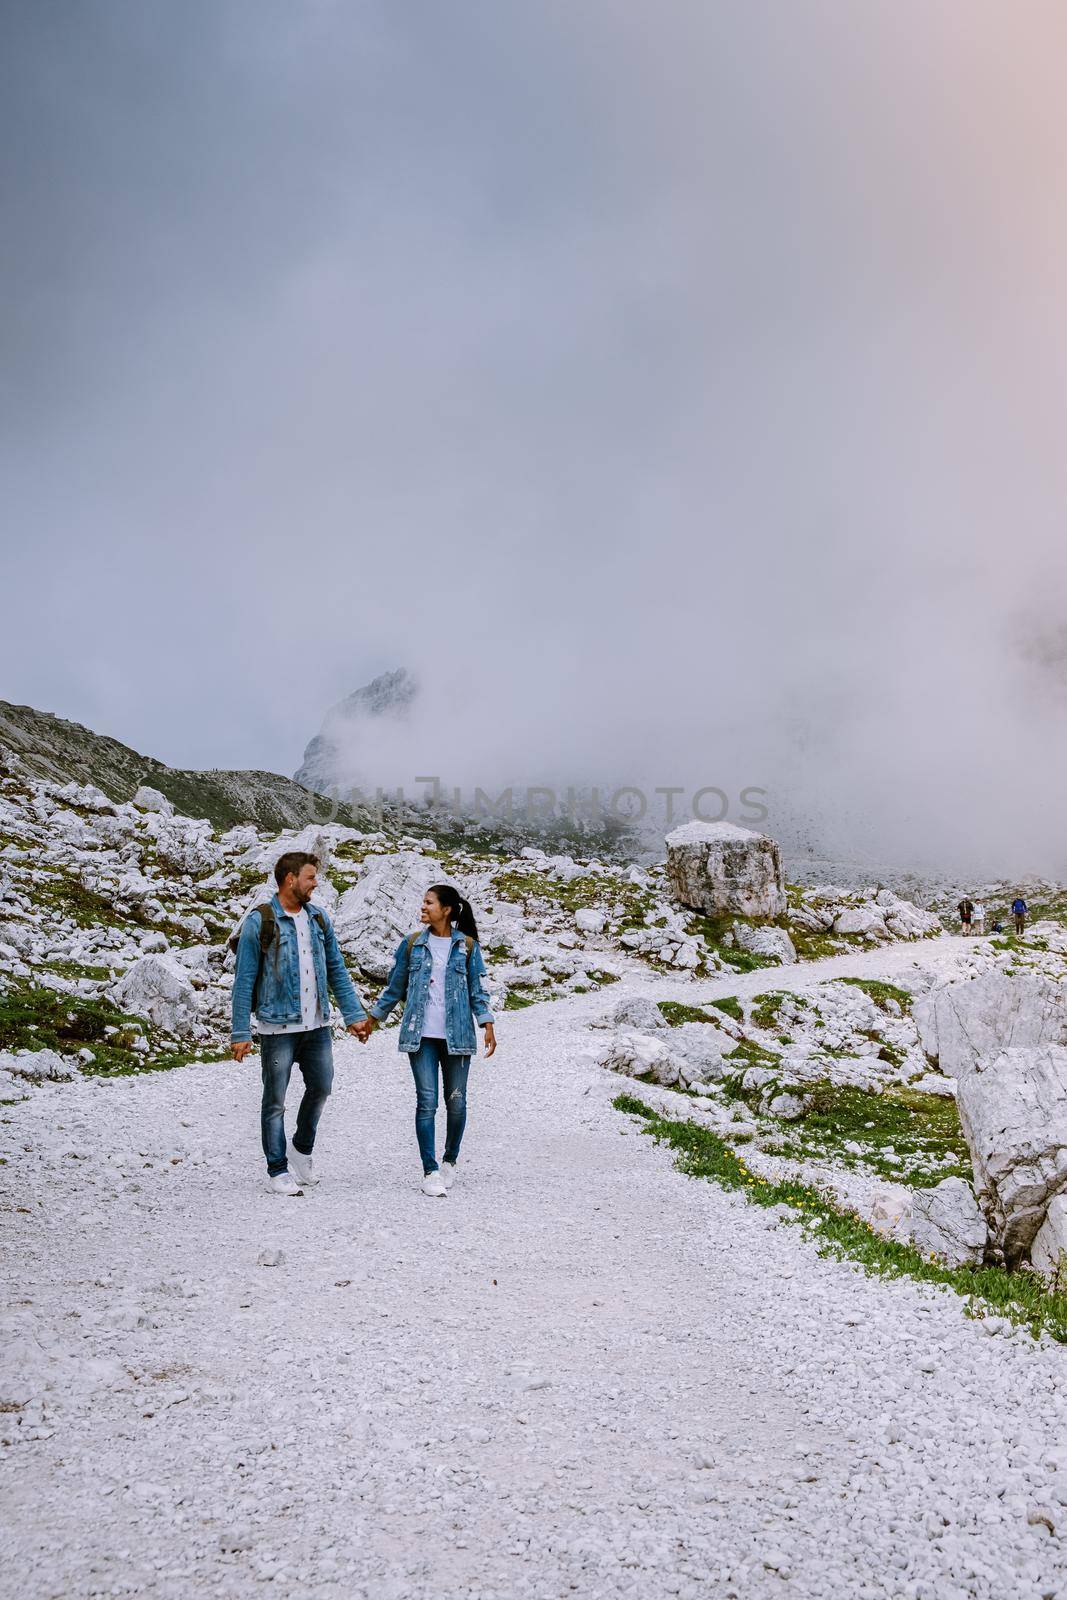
{"left": 957, "top": 897, "right": 974, "bottom": 935}
{"left": 364, "top": 885, "right": 496, "bottom": 1197}
{"left": 972, "top": 899, "right": 987, "bottom": 936}
{"left": 230, "top": 851, "right": 370, "bottom": 1196}
{"left": 1012, "top": 894, "right": 1029, "bottom": 935}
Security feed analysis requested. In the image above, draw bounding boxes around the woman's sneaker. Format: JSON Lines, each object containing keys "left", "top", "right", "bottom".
{"left": 440, "top": 1161, "right": 456, "bottom": 1191}
{"left": 288, "top": 1148, "right": 317, "bottom": 1187}
{"left": 421, "top": 1171, "right": 447, "bottom": 1198}
{"left": 269, "top": 1171, "right": 303, "bottom": 1197}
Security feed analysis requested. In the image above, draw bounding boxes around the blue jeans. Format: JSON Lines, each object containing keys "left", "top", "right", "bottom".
{"left": 409, "top": 1039, "right": 470, "bottom": 1174}
{"left": 260, "top": 1027, "right": 334, "bottom": 1176}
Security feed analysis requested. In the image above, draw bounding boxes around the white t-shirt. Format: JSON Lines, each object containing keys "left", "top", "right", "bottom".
{"left": 257, "top": 907, "right": 327, "bottom": 1035}
{"left": 973, "top": 902, "right": 986, "bottom": 920}
{"left": 420, "top": 933, "right": 452, "bottom": 1039}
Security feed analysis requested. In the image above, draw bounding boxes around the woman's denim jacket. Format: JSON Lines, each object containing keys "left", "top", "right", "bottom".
{"left": 230, "top": 895, "right": 367, "bottom": 1043}
{"left": 369, "top": 927, "right": 494, "bottom": 1055}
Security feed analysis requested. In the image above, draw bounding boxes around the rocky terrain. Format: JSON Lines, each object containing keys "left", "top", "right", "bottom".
{"left": 4, "top": 710, "right": 1067, "bottom": 1597}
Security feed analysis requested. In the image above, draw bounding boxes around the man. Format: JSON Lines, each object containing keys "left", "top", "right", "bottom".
{"left": 1012, "top": 894, "right": 1029, "bottom": 936}
{"left": 231, "top": 851, "right": 371, "bottom": 1196}
{"left": 957, "top": 896, "right": 974, "bottom": 936}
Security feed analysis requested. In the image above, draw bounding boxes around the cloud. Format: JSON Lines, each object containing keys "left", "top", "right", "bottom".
{"left": 2, "top": 1, "right": 1066, "bottom": 875}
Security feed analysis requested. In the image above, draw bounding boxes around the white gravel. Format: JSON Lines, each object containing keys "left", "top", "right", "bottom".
{"left": 2, "top": 937, "right": 1066, "bottom": 1600}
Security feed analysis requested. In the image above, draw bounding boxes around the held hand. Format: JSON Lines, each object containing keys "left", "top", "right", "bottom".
{"left": 483, "top": 1021, "right": 497, "bottom": 1058}
{"left": 231, "top": 1041, "right": 253, "bottom": 1063}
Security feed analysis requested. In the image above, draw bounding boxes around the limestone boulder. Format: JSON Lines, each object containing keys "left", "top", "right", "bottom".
{"left": 334, "top": 850, "right": 447, "bottom": 979}
{"left": 912, "top": 972, "right": 1067, "bottom": 1077}
{"left": 112, "top": 954, "right": 201, "bottom": 1039}
{"left": 732, "top": 922, "right": 797, "bottom": 965}
{"left": 907, "top": 1176, "right": 988, "bottom": 1267}
{"left": 665, "top": 821, "right": 786, "bottom": 920}
{"left": 954, "top": 1044, "right": 1067, "bottom": 1265}
{"left": 132, "top": 785, "right": 174, "bottom": 816}
{"left": 1031, "top": 1193, "right": 1067, "bottom": 1285}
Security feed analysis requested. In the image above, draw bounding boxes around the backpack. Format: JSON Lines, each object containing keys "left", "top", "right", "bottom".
{"left": 403, "top": 930, "right": 473, "bottom": 996}
{"left": 229, "top": 901, "right": 329, "bottom": 1009}
{"left": 958, "top": 899, "right": 973, "bottom": 918}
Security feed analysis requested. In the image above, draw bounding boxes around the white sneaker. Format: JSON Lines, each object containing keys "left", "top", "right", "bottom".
{"left": 421, "top": 1170, "right": 447, "bottom": 1198}
{"left": 288, "top": 1148, "right": 318, "bottom": 1187}
{"left": 440, "top": 1161, "right": 456, "bottom": 1191}
{"left": 269, "top": 1171, "right": 304, "bottom": 1197}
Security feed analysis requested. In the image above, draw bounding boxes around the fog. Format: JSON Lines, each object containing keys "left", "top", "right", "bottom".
{"left": 2, "top": 2, "right": 1066, "bottom": 875}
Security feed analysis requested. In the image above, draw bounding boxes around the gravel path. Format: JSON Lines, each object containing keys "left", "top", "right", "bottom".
{"left": 3, "top": 935, "right": 1066, "bottom": 1599}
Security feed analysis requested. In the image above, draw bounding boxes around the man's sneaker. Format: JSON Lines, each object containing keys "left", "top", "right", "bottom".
{"left": 440, "top": 1161, "right": 456, "bottom": 1191}
{"left": 421, "top": 1170, "right": 447, "bottom": 1198}
{"left": 288, "top": 1148, "right": 318, "bottom": 1187}
{"left": 269, "top": 1171, "right": 304, "bottom": 1197}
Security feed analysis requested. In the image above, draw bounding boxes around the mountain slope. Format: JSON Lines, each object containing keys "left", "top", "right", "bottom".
{"left": 0, "top": 700, "right": 352, "bottom": 833}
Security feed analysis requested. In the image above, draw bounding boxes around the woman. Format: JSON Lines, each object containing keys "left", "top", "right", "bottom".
{"left": 365, "top": 885, "right": 497, "bottom": 1197}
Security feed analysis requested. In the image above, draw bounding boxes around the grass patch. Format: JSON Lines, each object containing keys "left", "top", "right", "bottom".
{"left": 770, "top": 1080, "right": 969, "bottom": 1185}
{"left": 0, "top": 985, "right": 199, "bottom": 1075}
{"left": 837, "top": 976, "right": 913, "bottom": 1013}
{"left": 614, "top": 1094, "right": 1067, "bottom": 1342}
{"left": 709, "top": 995, "right": 743, "bottom": 1022}
{"left": 658, "top": 1000, "right": 717, "bottom": 1027}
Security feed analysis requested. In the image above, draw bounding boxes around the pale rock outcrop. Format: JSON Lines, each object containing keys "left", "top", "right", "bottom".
{"left": 112, "top": 954, "right": 200, "bottom": 1039}
{"left": 912, "top": 972, "right": 1067, "bottom": 1077}
{"left": 731, "top": 922, "right": 797, "bottom": 964}
{"left": 665, "top": 821, "right": 787, "bottom": 920}
{"left": 907, "top": 1176, "right": 988, "bottom": 1267}
{"left": 609, "top": 996, "right": 668, "bottom": 1032}
{"left": 0, "top": 1047, "right": 78, "bottom": 1082}
{"left": 574, "top": 907, "right": 606, "bottom": 935}
{"left": 132, "top": 785, "right": 174, "bottom": 816}
{"left": 833, "top": 907, "right": 887, "bottom": 938}
{"left": 334, "top": 850, "right": 446, "bottom": 978}
{"left": 1031, "top": 1192, "right": 1067, "bottom": 1284}
{"left": 954, "top": 1044, "right": 1067, "bottom": 1265}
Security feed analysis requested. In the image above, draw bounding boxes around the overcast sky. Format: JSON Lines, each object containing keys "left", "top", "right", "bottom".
{"left": 3, "top": 2, "right": 1066, "bottom": 873}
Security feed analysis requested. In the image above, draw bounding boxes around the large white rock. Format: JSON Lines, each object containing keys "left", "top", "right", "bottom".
{"left": 112, "top": 954, "right": 200, "bottom": 1039}
{"left": 907, "top": 1176, "right": 988, "bottom": 1267}
{"left": 731, "top": 922, "right": 797, "bottom": 964}
{"left": 132, "top": 785, "right": 174, "bottom": 816}
{"left": 610, "top": 996, "right": 668, "bottom": 1032}
{"left": 912, "top": 972, "right": 1067, "bottom": 1077}
{"left": 833, "top": 907, "right": 888, "bottom": 937}
{"left": 574, "top": 907, "right": 607, "bottom": 935}
{"left": 334, "top": 850, "right": 447, "bottom": 979}
{"left": 955, "top": 1044, "right": 1067, "bottom": 1265}
{"left": 0, "top": 1048, "right": 78, "bottom": 1083}
{"left": 665, "top": 821, "right": 786, "bottom": 919}
{"left": 1031, "top": 1192, "right": 1067, "bottom": 1284}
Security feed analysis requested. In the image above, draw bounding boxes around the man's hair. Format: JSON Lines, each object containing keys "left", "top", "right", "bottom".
{"left": 274, "top": 851, "right": 319, "bottom": 886}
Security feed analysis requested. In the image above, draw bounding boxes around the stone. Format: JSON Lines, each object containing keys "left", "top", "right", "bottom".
{"left": 664, "top": 821, "right": 787, "bottom": 920}
{"left": 0, "top": 1047, "right": 78, "bottom": 1083}
{"left": 112, "top": 954, "right": 200, "bottom": 1039}
{"left": 132, "top": 785, "right": 174, "bottom": 816}
{"left": 1030, "top": 1192, "right": 1067, "bottom": 1285}
{"left": 732, "top": 922, "right": 797, "bottom": 964}
{"left": 334, "top": 850, "right": 446, "bottom": 979}
{"left": 833, "top": 907, "right": 887, "bottom": 937}
{"left": 610, "top": 996, "right": 667, "bottom": 1032}
{"left": 574, "top": 907, "right": 607, "bottom": 935}
{"left": 907, "top": 1177, "right": 988, "bottom": 1267}
{"left": 766, "top": 1091, "right": 809, "bottom": 1121}
{"left": 598, "top": 1033, "right": 684, "bottom": 1088}
{"left": 912, "top": 972, "right": 1067, "bottom": 1078}
{"left": 257, "top": 1248, "right": 285, "bottom": 1267}
{"left": 955, "top": 1045, "right": 1067, "bottom": 1265}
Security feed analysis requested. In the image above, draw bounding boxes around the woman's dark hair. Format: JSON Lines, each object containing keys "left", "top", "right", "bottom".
{"left": 427, "top": 883, "right": 479, "bottom": 941}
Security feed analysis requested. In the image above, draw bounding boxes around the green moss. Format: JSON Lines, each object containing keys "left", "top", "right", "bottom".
{"left": 614, "top": 1094, "right": 1067, "bottom": 1342}
{"left": 709, "top": 995, "right": 743, "bottom": 1022}
{"left": 837, "top": 976, "right": 913, "bottom": 1013}
{"left": 658, "top": 1000, "right": 717, "bottom": 1027}
{"left": 503, "top": 988, "right": 540, "bottom": 1011}
{"left": 0, "top": 985, "right": 188, "bottom": 1075}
